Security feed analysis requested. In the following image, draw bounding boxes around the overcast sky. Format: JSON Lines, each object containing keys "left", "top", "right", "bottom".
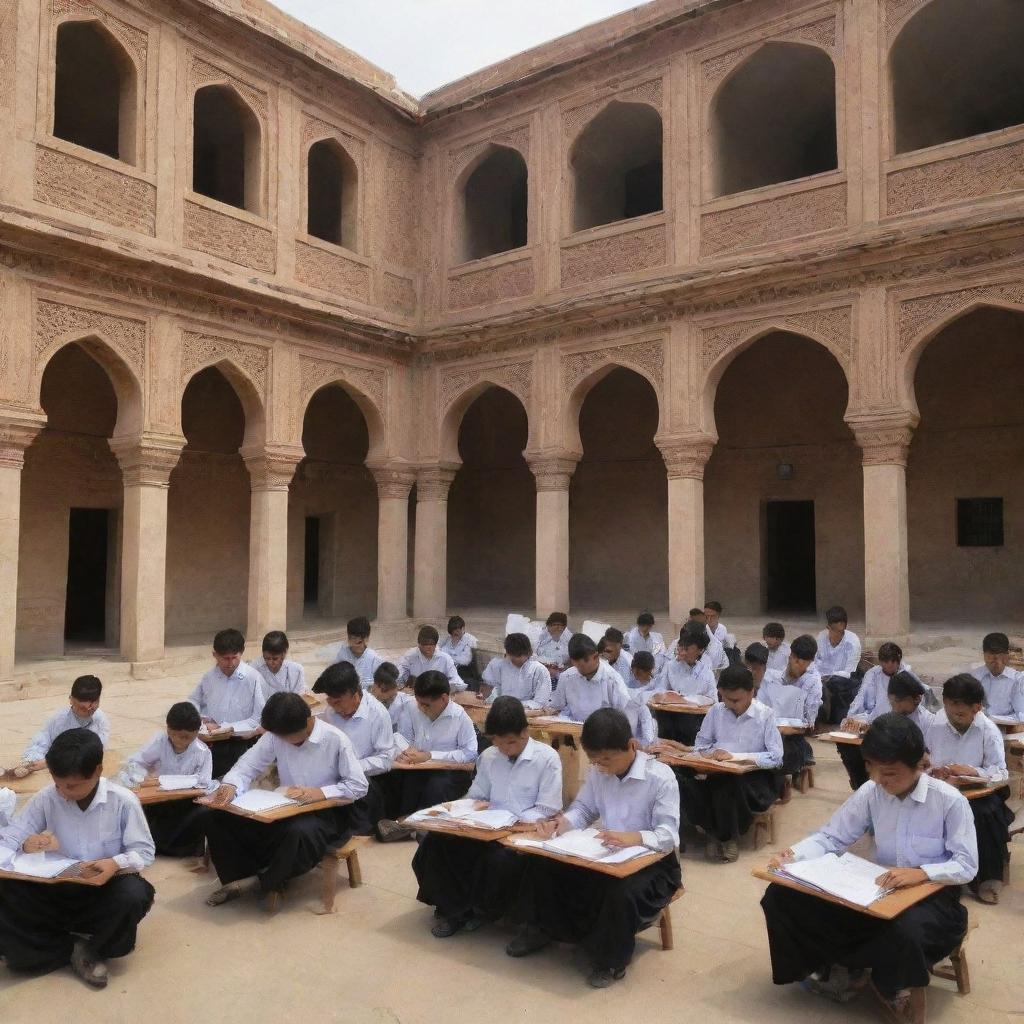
{"left": 271, "top": 0, "right": 653, "bottom": 96}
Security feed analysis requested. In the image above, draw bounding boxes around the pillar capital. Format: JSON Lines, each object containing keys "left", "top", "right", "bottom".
{"left": 369, "top": 463, "right": 416, "bottom": 500}
{"left": 525, "top": 451, "right": 579, "bottom": 492}
{"left": 0, "top": 413, "right": 45, "bottom": 470}
{"left": 655, "top": 434, "right": 716, "bottom": 480}
{"left": 241, "top": 444, "right": 305, "bottom": 492}
{"left": 415, "top": 462, "right": 460, "bottom": 501}
{"left": 847, "top": 411, "right": 918, "bottom": 468}
{"left": 109, "top": 433, "right": 186, "bottom": 487}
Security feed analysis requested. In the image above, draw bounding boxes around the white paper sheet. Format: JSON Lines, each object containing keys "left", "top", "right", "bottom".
{"left": 579, "top": 619, "right": 611, "bottom": 644}
{"left": 776, "top": 718, "right": 807, "bottom": 728}
{"left": 541, "top": 828, "right": 648, "bottom": 863}
{"left": 827, "top": 731, "right": 861, "bottom": 740}
{"left": 230, "top": 790, "right": 297, "bottom": 813}
{"left": 778, "top": 852, "right": 891, "bottom": 907}
{"left": 6, "top": 851, "right": 81, "bottom": 879}
{"left": 158, "top": 775, "right": 200, "bottom": 791}
{"left": 406, "top": 801, "right": 517, "bottom": 830}
{"left": 530, "top": 715, "right": 584, "bottom": 726}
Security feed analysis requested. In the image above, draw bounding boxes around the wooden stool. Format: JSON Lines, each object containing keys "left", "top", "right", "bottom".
{"left": 794, "top": 766, "right": 815, "bottom": 793}
{"left": 929, "top": 913, "right": 976, "bottom": 995}
{"left": 751, "top": 807, "right": 776, "bottom": 850}
{"left": 641, "top": 887, "right": 684, "bottom": 950}
{"left": 319, "top": 836, "right": 369, "bottom": 914}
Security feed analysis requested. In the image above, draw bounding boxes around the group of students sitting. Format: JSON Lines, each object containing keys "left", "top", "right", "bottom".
{"left": 0, "top": 610, "right": 1019, "bottom": 1014}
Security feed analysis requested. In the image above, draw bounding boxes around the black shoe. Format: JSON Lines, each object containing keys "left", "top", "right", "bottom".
{"left": 463, "top": 914, "right": 486, "bottom": 932}
{"left": 506, "top": 926, "right": 551, "bottom": 957}
{"left": 587, "top": 966, "right": 626, "bottom": 988}
{"left": 376, "top": 819, "right": 414, "bottom": 843}
{"left": 431, "top": 917, "right": 464, "bottom": 938}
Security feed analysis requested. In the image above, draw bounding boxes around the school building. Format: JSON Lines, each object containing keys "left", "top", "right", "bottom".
{"left": 1, "top": 0, "right": 1022, "bottom": 683}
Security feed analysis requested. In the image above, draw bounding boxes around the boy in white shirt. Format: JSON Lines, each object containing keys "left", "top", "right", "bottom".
{"left": 704, "top": 600, "right": 739, "bottom": 665}
{"left": 814, "top": 605, "right": 862, "bottom": 725}
{"left": 600, "top": 628, "right": 633, "bottom": 685}
{"left": 332, "top": 616, "right": 384, "bottom": 688}
{"left": 398, "top": 625, "right": 464, "bottom": 692}
{"left": 544, "top": 634, "right": 630, "bottom": 723}
{"left": 624, "top": 612, "right": 666, "bottom": 673}
{"left": 370, "top": 661, "right": 414, "bottom": 732}
{"left": 652, "top": 627, "right": 718, "bottom": 744}
{"left": 970, "top": 631, "right": 1024, "bottom": 722}
{"left": 482, "top": 633, "right": 551, "bottom": 710}
{"left": 762, "top": 622, "right": 791, "bottom": 674}
{"left": 440, "top": 615, "right": 480, "bottom": 690}
{"left": 535, "top": 612, "right": 572, "bottom": 686}
{"left": 250, "top": 630, "right": 307, "bottom": 701}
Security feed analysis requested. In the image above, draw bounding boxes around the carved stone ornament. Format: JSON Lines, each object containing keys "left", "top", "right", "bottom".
{"left": 241, "top": 444, "right": 305, "bottom": 491}
{"left": 525, "top": 454, "right": 580, "bottom": 492}
{"left": 847, "top": 414, "right": 917, "bottom": 468}
{"left": 656, "top": 436, "right": 717, "bottom": 480}
{"left": 415, "top": 463, "right": 460, "bottom": 501}
{"left": 108, "top": 434, "right": 186, "bottom": 487}
{"left": 370, "top": 466, "right": 416, "bottom": 499}
{"left": 0, "top": 416, "right": 45, "bottom": 470}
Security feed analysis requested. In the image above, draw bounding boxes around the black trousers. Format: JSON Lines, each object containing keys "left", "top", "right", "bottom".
{"left": 413, "top": 833, "right": 526, "bottom": 922}
{"left": 456, "top": 664, "right": 481, "bottom": 692}
{"left": 347, "top": 774, "right": 388, "bottom": 836}
{"left": 781, "top": 735, "right": 813, "bottom": 777}
{"left": 209, "top": 736, "right": 258, "bottom": 779}
{"left": 818, "top": 675, "right": 862, "bottom": 726}
{"left": 204, "top": 805, "right": 353, "bottom": 893}
{"left": 760, "top": 883, "right": 966, "bottom": 998}
{"left": 517, "top": 851, "right": 681, "bottom": 971}
{"left": 839, "top": 743, "right": 869, "bottom": 790}
{"left": 0, "top": 874, "right": 154, "bottom": 973}
{"left": 144, "top": 800, "right": 211, "bottom": 857}
{"left": 969, "top": 788, "right": 1013, "bottom": 887}
{"left": 397, "top": 768, "right": 473, "bottom": 817}
{"left": 654, "top": 710, "right": 705, "bottom": 745}
{"left": 675, "top": 768, "right": 781, "bottom": 841}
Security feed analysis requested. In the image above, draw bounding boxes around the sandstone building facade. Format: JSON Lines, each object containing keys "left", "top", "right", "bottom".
{"left": 1, "top": 0, "right": 1022, "bottom": 679}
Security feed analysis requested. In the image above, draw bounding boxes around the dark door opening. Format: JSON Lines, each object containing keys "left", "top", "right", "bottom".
{"left": 65, "top": 508, "right": 109, "bottom": 643}
{"left": 765, "top": 500, "right": 816, "bottom": 612}
{"left": 304, "top": 516, "right": 320, "bottom": 609}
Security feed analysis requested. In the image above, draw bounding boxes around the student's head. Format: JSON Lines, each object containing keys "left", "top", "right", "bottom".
{"left": 688, "top": 607, "right": 706, "bottom": 624}
{"left": 370, "top": 661, "right": 399, "bottom": 705}
{"left": 597, "top": 637, "right": 610, "bottom": 661}
{"left": 580, "top": 708, "right": 635, "bottom": 774}
{"left": 261, "top": 630, "right": 290, "bottom": 673}
{"left": 942, "top": 673, "right": 985, "bottom": 732}
{"left": 261, "top": 692, "right": 314, "bottom": 744}
{"left": 603, "top": 627, "right": 624, "bottom": 660}
{"left": 484, "top": 696, "right": 531, "bottom": 758}
{"left": 212, "top": 628, "right": 246, "bottom": 675}
{"left": 981, "top": 632, "right": 1011, "bottom": 675}
{"left": 677, "top": 627, "right": 709, "bottom": 665}
{"left": 861, "top": 713, "right": 926, "bottom": 796}
{"left": 762, "top": 621, "right": 785, "bottom": 651}
{"left": 447, "top": 615, "right": 466, "bottom": 640}
{"left": 545, "top": 612, "right": 568, "bottom": 638}
{"left": 788, "top": 634, "right": 817, "bottom": 677}
{"left": 568, "top": 634, "right": 599, "bottom": 675}
{"left": 743, "top": 643, "right": 769, "bottom": 685}
{"left": 313, "top": 662, "right": 363, "bottom": 717}
{"left": 413, "top": 670, "right": 450, "bottom": 719}
{"left": 887, "top": 671, "right": 923, "bottom": 717}
{"left": 824, "top": 606, "right": 848, "bottom": 639}
{"left": 504, "top": 632, "right": 533, "bottom": 667}
{"left": 69, "top": 674, "right": 102, "bottom": 717}
{"left": 346, "top": 616, "right": 372, "bottom": 655}
{"left": 630, "top": 650, "right": 655, "bottom": 684}
{"left": 717, "top": 665, "right": 755, "bottom": 716}
{"left": 46, "top": 728, "right": 103, "bottom": 802}
{"left": 165, "top": 701, "right": 201, "bottom": 754}
{"left": 416, "top": 625, "right": 440, "bottom": 658}
{"left": 877, "top": 641, "right": 903, "bottom": 677}
{"left": 636, "top": 611, "right": 655, "bottom": 635}
{"left": 703, "top": 601, "right": 723, "bottom": 630}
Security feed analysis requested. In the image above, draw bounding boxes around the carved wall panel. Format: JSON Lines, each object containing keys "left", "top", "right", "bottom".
{"left": 560, "top": 225, "right": 667, "bottom": 288}
{"left": 380, "top": 272, "right": 416, "bottom": 315}
{"left": 897, "top": 282, "right": 1024, "bottom": 355}
{"left": 439, "top": 358, "right": 533, "bottom": 412}
{"left": 449, "top": 123, "right": 531, "bottom": 182}
{"left": 561, "top": 337, "right": 664, "bottom": 394}
{"left": 52, "top": 0, "right": 149, "bottom": 83}
{"left": 446, "top": 257, "right": 535, "bottom": 311}
{"left": 180, "top": 330, "right": 269, "bottom": 397}
{"left": 380, "top": 144, "right": 419, "bottom": 269}
{"left": 295, "top": 242, "right": 370, "bottom": 304}
{"left": 183, "top": 201, "right": 276, "bottom": 273}
{"left": 884, "top": 0, "right": 930, "bottom": 41}
{"left": 187, "top": 52, "right": 268, "bottom": 123}
{"left": 298, "top": 354, "right": 386, "bottom": 419}
{"left": 562, "top": 77, "right": 663, "bottom": 139}
{"left": 34, "top": 296, "right": 147, "bottom": 380}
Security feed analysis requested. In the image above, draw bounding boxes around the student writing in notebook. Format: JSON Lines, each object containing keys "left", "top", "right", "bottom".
{"left": 600, "top": 628, "right": 633, "bottom": 685}
{"left": 544, "top": 633, "right": 630, "bottom": 722}
{"left": 370, "top": 661, "right": 414, "bottom": 731}
{"left": 535, "top": 611, "right": 572, "bottom": 685}
{"left": 332, "top": 616, "right": 384, "bottom": 689}
{"left": 439, "top": 615, "right": 480, "bottom": 691}
{"left": 762, "top": 622, "right": 791, "bottom": 674}
{"left": 398, "top": 625, "right": 465, "bottom": 691}
{"left": 651, "top": 627, "right": 718, "bottom": 745}
{"left": 624, "top": 612, "right": 666, "bottom": 673}
{"left": 481, "top": 632, "right": 552, "bottom": 710}
{"left": 250, "top": 630, "right": 307, "bottom": 701}
{"left": 969, "top": 631, "right": 1024, "bottom": 722}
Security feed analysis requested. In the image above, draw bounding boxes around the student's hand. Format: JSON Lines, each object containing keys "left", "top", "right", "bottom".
{"left": 285, "top": 786, "right": 324, "bottom": 804}
{"left": 597, "top": 830, "right": 643, "bottom": 849}
{"left": 650, "top": 739, "right": 693, "bottom": 755}
{"left": 947, "top": 764, "right": 978, "bottom": 778}
{"left": 928, "top": 765, "right": 953, "bottom": 781}
{"left": 200, "top": 784, "right": 237, "bottom": 807}
{"left": 709, "top": 749, "right": 734, "bottom": 761}
{"left": 401, "top": 748, "right": 431, "bottom": 765}
{"left": 876, "top": 867, "right": 928, "bottom": 890}
{"left": 78, "top": 858, "right": 120, "bottom": 885}
{"left": 658, "top": 691, "right": 684, "bottom": 704}
{"left": 839, "top": 718, "right": 859, "bottom": 733}
{"left": 140, "top": 776, "right": 160, "bottom": 788}
{"left": 23, "top": 831, "right": 60, "bottom": 854}
{"left": 471, "top": 800, "right": 489, "bottom": 811}
{"left": 768, "top": 848, "right": 795, "bottom": 871}
{"left": 524, "top": 708, "right": 544, "bottom": 718}
{"left": 532, "top": 817, "right": 562, "bottom": 840}
{"left": 202, "top": 718, "right": 218, "bottom": 727}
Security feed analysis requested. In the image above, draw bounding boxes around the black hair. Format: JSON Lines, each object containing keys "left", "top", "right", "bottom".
{"left": 678, "top": 626, "right": 709, "bottom": 652}
{"left": 861, "top": 712, "right": 925, "bottom": 769}
{"left": 346, "top": 616, "right": 371, "bottom": 639}
{"left": 312, "top": 662, "right": 361, "bottom": 698}
{"left": 688, "top": 607, "right": 705, "bottom": 618}
{"left": 790, "top": 634, "right": 818, "bottom": 661}
{"left": 261, "top": 692, "right": 311, "bottom": 735}
{"left": 743, "top": 642, "right": 769, "bottom": 666}
{"left": 546, "top": 611, "right": 568, "bottom": 627}
{"left": 887, "top": 671, "right": 922, "bottom": 701}
{"left": 877, "top": 641, "right": 903, "bottom": 663}
{"left": 414, "top": 670, "right": 450, "bottom": 698}
{"left": 718, "top": 665, "right": 754, "bottom": 692}
{"left": 942, "top": 673, "right": 985, "bottom": 705}
{"left": 580, "top": 708, "right": 632, "bottom": 752}
{"left": 166, "top": 701, "right": 201, "bottom": 731}
{"left": 373, "top": 661, "right": 399, "bottom": 688}
{"left": 213, "top": 628, "right": 245, "bottom": 654}
{"left": 596, "top": 637, "right": 609, "bottom": 654}
{"left": 982, "top": 631, "right": 1010, "bottom": 655}
{"left": 504, "top": 632, "right": 532, "bottom": 657}
{"left": 568, "top": 634, "right": 597, "bottom": 660}
{"left": 261, "top": 630, "right": 289, "bottom": 655}
{"left": 637, "top": 612, "right": 655, "bottom": 627}
{"left": 704, "top": 600, "right": 723, "bottom": 614}
{"left": 631, "top": 651, "right": 656, "bottom": 673}
{"left": 417, "top": 625, "right": 440, "bottom": 645}
{"left": 604, "top": 627, "right": 624, "bottom": 645}
{"left": 825, "top": 606, "right": 848, "bottom": 626}
{"left": 447, "top": 615, "right": 466, "bottom": 634}
{"left": 45, "top": 728, "right": 103, "bottom": 778}
{"left": 70, "top": 674, "right": 102, "bottom": 702}
{"left": 762, "top": 622, "right": 785, "bottom": 640}
{"left": 484, "top": 695, "right": 528, "bottom": 736}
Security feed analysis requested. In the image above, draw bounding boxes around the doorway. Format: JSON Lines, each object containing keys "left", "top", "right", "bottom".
{"left": 64, "top": 508, "right": 109, "bottom": 643}
{"left": 304, "top": 516, "right": 320, "bottom": 610}
{"left": 765, "top": 500, "right": 816, "bottom": 612}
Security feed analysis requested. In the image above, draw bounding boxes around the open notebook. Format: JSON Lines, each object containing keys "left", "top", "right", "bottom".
{"left": 158, "top": 774, "right": 201, "bottom": 791}
{"left": 229, "top": 790, "right": 298, "bottom": 814}
{"left": 0, "top": 849, "right": 82, "bottom": 878}
{"left": 653, "top": 693, "right": 714, "bottom": 706}
{"left": 775, "top": 852, "right": 894, "bottom": 907}
{"left": 406, "top": 799, "right": 517, "bottom": 831}
{"left": 510, "top": 827, "right": 649, "bottom": 864}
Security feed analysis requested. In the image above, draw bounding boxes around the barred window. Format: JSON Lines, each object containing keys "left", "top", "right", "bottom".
{"left": 956, "top": 498, "right": 1004, "bottom": 547}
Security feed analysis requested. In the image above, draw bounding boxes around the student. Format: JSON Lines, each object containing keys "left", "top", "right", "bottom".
{"left": 814, "top": 605, "right": 862, "bottom": 725}
{"left": 762, "top": 622, "right": 791, "bottom": 674}
{"left": 0, "top": 729, "right": 155, "bottom": 988}
{"left": 120, "top": 701, "right": 213, "bottom": 857}
{"left": 676, "top": 665, "right": 783, "bottom": 863}
{"left": 535, "top": 612, "right": 573, "bottom": 684}
{"left": 187, "top": 628, "right": 266, "bottom": 778}
{"left": 332, "top": 616, "right": 384, "bottom": 689}
{"left": 704, "top": 601, "right": 738, "bottom": 664}
{"left": 313, "top": 662, "right": 397, "bottom": 836}
{"left": 202, "top": 692, "right": 367, "bottom": 906}
{"left": 970, "top": 631, "right": 1024, "bottom": 722}
{"left": 545, "top": 634, "right": 630, "bottom": 723}
{"left": 925, "top": 674, "right": 1013, "bottom": 905}
{"left": 685, "top": 614, "right": 728, "bottom": 672}
{"left": 651, "top": 628, "right": 718, "bottom": 745}
{"left": 744, "top": 643, "right": 771, "bottom": 698}
{"left": 624, "top": 612, "right": 666, "bottom": 673}
{"left": 506, "top": 708, "right": 681, "bottom": 989}
{"left": 624, "top": 650, "right": 660, "bottom": 700}
{"left": 0, "top": 788, "right": 14, "bottom": 828}
{"left": 599, "top": 628, "right": 633, "bottom": 685}
{"left": 482, "top": 633, "right": 551, "bottom": 710}
{"left": 398, "top": 625, "right": 465, "bottom": 692}
{"left": 412, "top": 697, "right": 562, "bottom": 937}
{"left": 370, "top": 661, "right": 414, "bottom": 732}
{"left": 13, "top": 675, "right": 110, "bottom": 777}
{"left": 250, "top": 630, "right": 306, "bottom": 701}
{"left": 843, "top": 643, "right": 921, "bottom": 728}
{"left": 761, "top": 714, "right": 976, "bottom": 1016}
{"left": 439, "top": 615, "right": 480, "bottom": 690}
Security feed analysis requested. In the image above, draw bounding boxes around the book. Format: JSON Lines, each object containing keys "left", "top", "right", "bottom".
{"left": 158, "top": 774, "right": 200, "bottom": 791}
{"left": 0, "top": 849, "right": 82, "bottom": 879}
{"left": 229, "top": 790, "right": 298, "bottom": 814}
{"left": 776, "top": 717, "right": 807, "bottom": 728}
{"left": 531, "top": 715, "right": 584, "bottom": 726}
{"left": 826, "top": 731, "right": 861, "bottom": 740}
{"left": 775, "top": 852, "right": 894, "bottom": 907}
{"left": 406, "top": 799, "right": 517, "bottom": 831}
{"left": 510, "top": 827, "right": 649, "bottom": 864}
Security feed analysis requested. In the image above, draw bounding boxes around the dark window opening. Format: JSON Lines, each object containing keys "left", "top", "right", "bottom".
{"left": 192, "top": 85, "right": 260, "bottom": 213}
{"left": 307, "top": 139, "right": 359, "bottom": 250}
{"left": 459, "top": 145, "right": 528, "bottom": 262}
{"left": 957, "top": 498, "right": 1004, "bottom": 547}
{"left": 765, "top": 500, "right": 816, "bottom": 612}
{"left": 65, "top": 508, "right": 109, "bottom": 644}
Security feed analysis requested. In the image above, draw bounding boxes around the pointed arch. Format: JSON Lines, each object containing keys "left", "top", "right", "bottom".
{"left": 440, "top": 378, "right": 532, "bottom": 464}
{"left": 180, "top": 357, "right": 266, "bottom": 449}
{"left": 299, "top": 377, "right": 385, "bottom": 462}
{"left": 455, "top": 143, "right": 528, "bottom": 263}
{"left": 192, "top": 83, "right": 263, "bottom": 214}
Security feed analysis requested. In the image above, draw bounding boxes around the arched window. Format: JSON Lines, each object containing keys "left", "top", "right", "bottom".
{"left": 457, "top": 145, "right": 528, "bottom": 262}
{"left": 570, "top": 101, "right": 663, "bottom": 232}
{"left": 711, "top": 42, "right": 837, "bottom": 198}
{"left": 192, "top": 85, "right": 261, "bottom": 214}
{"left": 53, "top": 20, "right": 137, "bottom": 164}
{"left": 307, "top": 139, "right": 359, "bottom": 250}
{"left": 891, "top": 0, "right": 1024, "bottom": 154}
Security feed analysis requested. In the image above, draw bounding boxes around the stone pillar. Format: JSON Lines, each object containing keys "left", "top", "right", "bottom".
{"left": 656, "top": 435, "right": 715, "bottom": 629}
{"left": 0, "top": 417, "right": 44, "bottom": 681}
{"left": 371, "top": 466, "right": 416, "bottom": 623}
{"left": 413, "top": 463, "right": 459, "bottom": 621}
{"left": 850, "top": 416, "right": 916, "bottom": 644}
{"left": 110, "top": 434, "right": 186, "bottom": 665}
{"left": 526, "top": 454, "right": 579, "bottom": 616}
{"left": 243, "top": 446, "right": 304, "bottom": 641}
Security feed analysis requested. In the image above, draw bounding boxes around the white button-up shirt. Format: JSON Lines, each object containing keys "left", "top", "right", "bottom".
{"left": 535, "top": 629, "right": 573, "bottom": 668}
{"left": 396, "top": 699, "right": 478, "bottom": 763}
{"left": 849, "top": 664, "right": 921, "bottom": 721}
{"left": 24, "top": 707, "right": 112, "bottom": 762}
{"left": 188, "top": 664, "right": 265, "bottom": 733}
{"left": 814, "top": 629, "right": 862, "bottom": 678}
{"left": 332, "top": 645, "right": 385, "bottom": 688}
{"left": 249, "top": 657, "right": 307, "bottom": 701}
{"left": 925, "top": 710, "right": 1008, "bottom": 783}
{"left": 224, "top": 718, "right": 368, "bottom": 802}
{"left": 468, "top": 738, "right": 562, "bottom": 821}
{"left": 901, "top": 705, "right": 936, "bottom": 734}
{"left": 123, "top": 731, "right": 213, "bottom": 789}
{"left": 624, "top": 628, "right": 666, "bottom": 665}
{"left": 971, "top": 665, "right": 1024, "bottom": 721}
{"left": 654, "top": 657, "right": 718, "bottom": 703}
{"left": 605, "top": 651, "right": 633, "bottom": 685}
{"left": 397, "top": 648, "right": 465, "bottom": 691}
{"left": 765, "top": 642, "right": 791, "bottom": 674}
{"left": 758, "top": 667, "right": 822, "bottom": 725}
{"left": 549, "top": 660, "right": 630, "bottom": 721}
{"left": 625, "top": 693, "right": 658, "bottom": 746}
{"left": 439, "top": 632, "right": 478, "bottom": 667}
{"left": 321, "top": 692, "right": 397, "bottom": 777}
{"left": 483, "top": 656, "right": 552, "bottom": 709}
{"left": 565, "top": 752, "right": 680, "bottom": 853}
{"left": 791, "top": 774, "right": 978, "bottom": 885}
{"left": 384, "top": 690, "right": 415, "bottom": 731}
{"left": 0, "top": 788, "right": 14, "bottom": 828}
{"left": 694, "top": 700, "right": 784, "bottom": 769}
{"left": 1, "top": 779, "right": 155, "bottom": 872}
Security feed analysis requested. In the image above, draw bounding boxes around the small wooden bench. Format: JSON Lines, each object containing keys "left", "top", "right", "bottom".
{"left": 265, "top": 835, "right": 369, "bottom": 915}
{"left": 751, "top": 806, "right": 776, "bottom": 851}
{"left": 929, "top": 913, "right": 976, "bottom": 995}
{"left": 641, "top": 887, "right": 684, "bottom": 950}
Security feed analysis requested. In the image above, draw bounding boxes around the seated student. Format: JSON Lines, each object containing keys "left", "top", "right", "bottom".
{"left": 685, "top": 610, "right": 728, "bottom": 671}
{"left": 13, "top": 675, "right": 110, "bottom": 778}
{"left": 120, "top": 702, "right": 213, "bottom": 858}
{"left": 814, "top": 606, "right": 863, "bottom": 725}
{"left": 439, "top": 615, "right": 480, "bottom": 690}
{"left": 545, "top": 634, "right": 630, "bottom": 723}
{"left": 624, "top": 650, "right": 660, "bottom": 700}
{"left": 313, "top": 662, "right": 397, "bottom": 836}
{"left": 0, "top": 729, "right": 155, "bottom": 988}
{"left": 744, "top": 643, "right": 771, "bottom": 699}
{"left": 187, "top": 628, "right": 266, "bottom": 779}
{"left": 413, "top": 696, "right": 563, "bottom": 937}
{"left": 761, "top": 714, "right": 976, "bottom": 1017}
{"left": 482, "top": 633, "right": 551, "bottom": 710}
{"left": 970, "top": 631, "right": 1024, "bottom": 722}
{"left": 250, "top": 630, "right": 306, "bottom": 701}
{"left": 762, "top": 622, "right": 791, "bottom": 674}
{"left": 398, "top": 625, "right": 465, "bottom": 692}
{"left": 535, "top": 612, "right": 573, "bottom": 685}
{"left": 843, "top": 642, "right": 922, "bottom": 730}
{"left": 704, "top": 601, "right": 739, "bottom": 664}
{"left": 507, "top": 708, "right": 681, "bottom": 988}
{"left": 624, "top": 612, "right": 666, "bottom": 673}
{"left": 202, "top": 693, "right": 367, "bottom": 907}
{"left": 651, "top": 627, "right": 718, "bottom": 745}
{"left": 0, "top": 788, "right": 14, "bottom": 828}
{"left": 599, "top": 628, "right": 633, "bottom": 685}
{"left": 926, "top": 674, "right": 1013, "bottom": 905}
{"left": 370, "top": 661, "right": 414, "bottom": 732}
{"left": 676, "top": 666, "right": 783, "bottom": 863}
{"left": 332, "top": 616, "right": 384, "bottom": 689}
